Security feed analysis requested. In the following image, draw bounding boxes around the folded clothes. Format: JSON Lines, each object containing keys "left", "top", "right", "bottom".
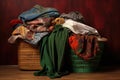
{"left": 25, "top": 17, "right": 54, "bottom": 32}
{"left": 19, "top": 5, "right": 60, "bottom": 22}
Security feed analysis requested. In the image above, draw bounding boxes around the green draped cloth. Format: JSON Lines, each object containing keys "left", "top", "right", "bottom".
{"left": 34, "top": 25, "right": 70, "bottom": 78}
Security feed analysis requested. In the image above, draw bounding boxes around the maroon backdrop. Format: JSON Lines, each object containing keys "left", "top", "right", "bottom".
{"left": 0, "top": 0, "right": 120, "bottom": 65}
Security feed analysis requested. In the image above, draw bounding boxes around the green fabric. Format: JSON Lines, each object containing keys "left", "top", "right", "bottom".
{"left": 34, "top": 25, "right": 70, "bottom": 78}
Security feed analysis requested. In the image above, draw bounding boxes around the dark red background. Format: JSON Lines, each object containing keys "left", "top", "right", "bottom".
{"left": 0, "top": 0, "right": 120, "bottom": 65}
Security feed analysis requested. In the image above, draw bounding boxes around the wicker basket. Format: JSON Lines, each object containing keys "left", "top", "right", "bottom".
{"left": 18, "top": 41, "right": 42, "bottom": 70}
{"left": 69, "top": 37, "right": 107, "bottom": 73}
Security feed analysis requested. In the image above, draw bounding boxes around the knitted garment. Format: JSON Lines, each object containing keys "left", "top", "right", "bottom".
{"left": 69, "top": 34, "right": 99, "bottom": 60}
{"left": 34, "top": 25, "right": 70, "bottom": 78}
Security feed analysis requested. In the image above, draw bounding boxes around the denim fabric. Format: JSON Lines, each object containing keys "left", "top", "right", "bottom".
{"left": 19, "top": 5, "right": 60, "bottom": 22}
{"left": 24, "top": 32, "right": 48, "bottom": 45}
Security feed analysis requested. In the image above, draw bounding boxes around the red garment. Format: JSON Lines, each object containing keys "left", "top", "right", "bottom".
{"left": 69, "top": 34, "right": 99, "bottom": 60}
{"left": 9, "top": 19, "right": 23, "bottom": 27}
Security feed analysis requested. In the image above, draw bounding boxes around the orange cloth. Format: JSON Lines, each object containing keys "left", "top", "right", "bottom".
{"left": 12, "top": 26, "right": 29, "bottom": 37}
{"left": 52, "top": 18, "right": 65, "bottom": 25}
{"left": 69, "top": 34, "right": 99, "bottom": 60}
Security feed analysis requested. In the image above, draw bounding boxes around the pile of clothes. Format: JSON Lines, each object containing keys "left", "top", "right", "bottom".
{"left": 8, "top": 5, "right": 101, "bottom": 78}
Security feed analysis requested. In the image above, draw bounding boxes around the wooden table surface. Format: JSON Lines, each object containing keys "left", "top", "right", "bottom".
{"left": 0, "top": 65, "right": 120, "bottom": 80}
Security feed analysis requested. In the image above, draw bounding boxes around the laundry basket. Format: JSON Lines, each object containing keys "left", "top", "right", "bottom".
{"left": 18, "top": 41, "right": 42, "bottom": 70}
{"left": 69, "top": 37, "right": 107, "bottom": 73}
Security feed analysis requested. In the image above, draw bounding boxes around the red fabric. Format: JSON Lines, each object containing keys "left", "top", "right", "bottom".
{"left": 69, "top": 34, "right": 99, "bottom": 60}
{"left": 9, "top": 19, "right": 23, "bottom": 27}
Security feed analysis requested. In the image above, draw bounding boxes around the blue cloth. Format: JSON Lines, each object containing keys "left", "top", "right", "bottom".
{"left": 19, "top": 5, "right": 60, "bottom": 22}
{"left": 24, "top": 32, "right": 48, "bottom": 46}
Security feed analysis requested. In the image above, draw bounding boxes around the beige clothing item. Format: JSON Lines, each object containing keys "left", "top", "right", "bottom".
{"left": 62, "top": 19, "right": 99, "bottom": 35}
{"left": 8, "top": 25, "right": 34, "bottom": 44}
{"left": 12, "top": 26, "right": 29, "bottom": 37}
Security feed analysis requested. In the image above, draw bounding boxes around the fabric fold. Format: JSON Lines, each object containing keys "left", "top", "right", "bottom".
{"left": 34, "top": 25, "right": 70, "bottom": 78}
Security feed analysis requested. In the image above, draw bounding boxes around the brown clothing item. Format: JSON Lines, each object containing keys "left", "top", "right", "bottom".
{"left": 52, "top": 17, "right": 65, "bottom": 25}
